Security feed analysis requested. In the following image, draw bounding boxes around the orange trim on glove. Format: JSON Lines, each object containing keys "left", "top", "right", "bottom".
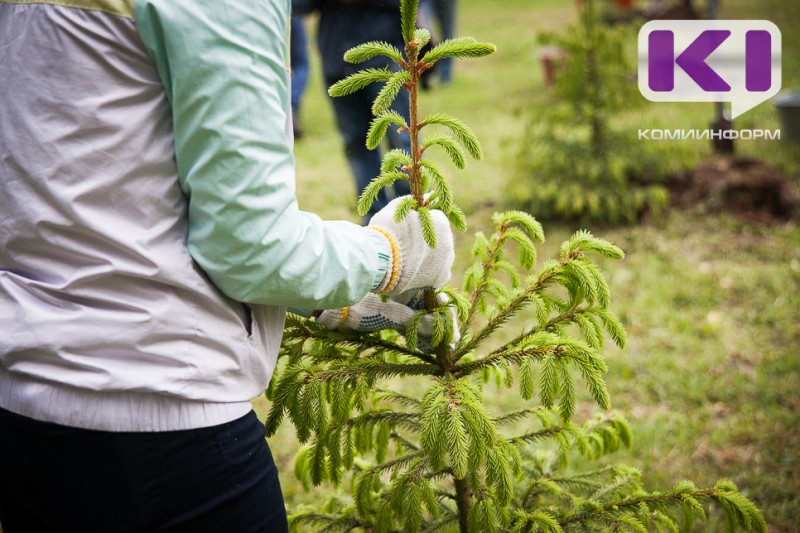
{"left": 367, "top": 226, "right": 401, "bottom": 294}
{"left": 336, "top": 306, "right": 350, "bottom": 328}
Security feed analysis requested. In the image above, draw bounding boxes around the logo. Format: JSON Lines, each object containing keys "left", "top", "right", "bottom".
{"left": 638, "top": 20, "right": 781, "bottom": 118}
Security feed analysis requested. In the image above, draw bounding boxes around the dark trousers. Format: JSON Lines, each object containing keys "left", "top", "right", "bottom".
{"left": 326, "top": 73, "right": 412, "bottom": 219}
{"left": 0, "top": 407, "right": 288, "bottom": 533}
{"left": 420, "top": 0, "right": 457, "bottom": 82}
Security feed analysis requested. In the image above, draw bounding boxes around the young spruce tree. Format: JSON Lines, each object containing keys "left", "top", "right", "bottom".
{"left": 509, "top": 0, "right": 668, "bottom": 223}
{"left": 265, "top": 1, "right": 765, "bottom": 531}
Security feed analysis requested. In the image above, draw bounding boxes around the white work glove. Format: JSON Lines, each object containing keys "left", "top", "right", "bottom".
{"left": 316, "top": 291, "right": 460, "bottom": 353}
{"left": 367, "top": 196, "right": 455, "bottom": 297}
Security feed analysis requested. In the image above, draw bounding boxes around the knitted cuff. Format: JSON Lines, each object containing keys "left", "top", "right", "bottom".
{"left": 316, "top": 306, "right": 350, "bottom": 329}
{"left": 366, "top": 226, "right": 401, "bottom": 293}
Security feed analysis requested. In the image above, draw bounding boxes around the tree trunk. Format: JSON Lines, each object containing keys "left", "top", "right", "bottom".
{"left": 455, "top": 477, "right": 473, "bottom": 532}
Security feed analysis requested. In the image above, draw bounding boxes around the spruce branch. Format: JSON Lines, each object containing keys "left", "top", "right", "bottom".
{"left": 361, "top": 450, "right": 427, "bottom": 478}
{"left": 492, "top": 406, "right": 550, "bottom": 427}
{"left": 421, "top": 113, "right": 483, "bottom": 160}
{"left": 378, "top": 388, "right": 422, "bottom": 407}
{"left": 391, "top": 431, "right": 420, "bottom": 451}
{"left": 283, "top": 314, "right": 438, "bottom": 364}
{"left": 381, "top": 148, "right": 412, "bottom": 173}
{"left": 460, "top": 232, "right": 625, "bottom": 360}
{"left": 414, "top": 28, "right": 432, "bottom": 50}
{"left": 510, "top": 510, "right": 564, "bottom": 533}
{"left": 464, "top": 234, "right": 506, "bottom": 328}
{"left": 344, "top": 40, "right": 404, "bottom": 64}
{"left": 420, "top": 159, "right": 454, "bottom": 213}
{"left": 328, "top": 67, "right": 394, "bottom": 97}
{"left": 422, "top": 133, "right": 467, "bottom": 169}
{"left": 367, "top": 111, "right": 409, "bottom": 150}
{"left": 510, "top": 426, "right": 572, "bottom": 447}
{"left": 458, "top": 264, "right": 562, "bottom": 357}
{"left": 358, "top": 171, "right": 408, "bottom": 216}
{"left": 422, "top": 37, "right": 497, "bottom": 64}
{"left": 372, "top": 70, "right": 411, "bottom": 115}
{"left": 446, "top": 204, "right": 468, "bottom": 232}
{"left": 487, "top": 305, "right": 602, "bottom": 358}
{"left": 393, "top": 195, "right": 420, "bottom": 223}
{"left": 557, "top": 483, "right": 766, "bottom": 533}
{"left": 463, "top": 212, "right": 545, "bottom": 334}
{"left": 418, "top": 207, "right": 437, "bottom": 248}
{"left": 288, "top": 510, "right": 371, "bottom": 532}
{"left": 454, "top": 342, "right": 557, "bottom": 377}
{"left": 561, "top": 229, "right": 625, "bottom": 261}
{"left": 400, "top": 0, "right": 418, "bottom": 44}
{"left": 346, "top": 410, "right": 421, "bottom": 432}
{"left": 311, "top": 361, "right": 441, "bottom": 382}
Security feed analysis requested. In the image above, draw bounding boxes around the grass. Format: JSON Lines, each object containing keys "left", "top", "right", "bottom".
{"left": 568, "top": 215, "right": 800, "bottom": 530}
{"left": 264, "top": 0, "right": 800, "bottom": 530}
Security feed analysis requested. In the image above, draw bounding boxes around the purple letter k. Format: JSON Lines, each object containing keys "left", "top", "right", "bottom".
{"left": 648, "top": 29, "right": 732, "bottom": 92}
{"left": 675, "top": 30, "right": 731, "bottom": 92}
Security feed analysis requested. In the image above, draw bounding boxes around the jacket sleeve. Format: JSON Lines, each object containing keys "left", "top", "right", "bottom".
{"left": 135, "top": 0, "right": 388, "bottom": 309}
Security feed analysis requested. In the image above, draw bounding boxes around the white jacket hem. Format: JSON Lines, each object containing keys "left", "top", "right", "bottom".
{"left": 0, "top": 366, "right": 253, "bottom": 432}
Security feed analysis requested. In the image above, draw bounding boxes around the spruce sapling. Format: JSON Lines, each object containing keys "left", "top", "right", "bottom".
{"left": 265, "top": 1, "right": 765, "bottom": 531}
{"left": 510, "top": 0, "right": 668, "bottom": 223}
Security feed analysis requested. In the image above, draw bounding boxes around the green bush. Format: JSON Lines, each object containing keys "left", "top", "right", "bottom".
{"left": 509, "top": 0, "right": 668, "bottom": 223}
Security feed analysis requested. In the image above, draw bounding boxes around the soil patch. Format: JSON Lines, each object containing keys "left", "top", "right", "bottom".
{"left": 667, "top": 157, "right": 799, "bottom": 223}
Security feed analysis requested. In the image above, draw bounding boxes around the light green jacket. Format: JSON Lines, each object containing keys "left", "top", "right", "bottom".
{"left": 0, "top": 0, "right": 387, "bottom": 430}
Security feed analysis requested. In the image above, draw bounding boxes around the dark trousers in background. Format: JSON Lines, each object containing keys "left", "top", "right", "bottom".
{"left": 0, "top": 408, "right": 288, "bottom": 533}
{"left": 420, "top": 0, "right": 457, "bottom": 83}
{"left": 326, "top": 72, "right": 412, "bottom": 219}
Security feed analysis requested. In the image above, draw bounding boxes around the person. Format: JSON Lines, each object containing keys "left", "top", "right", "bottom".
{"left": 420, "top": 0, "right": 458, "bottom": 84}
{"left": 295, "top": 0, "right": 413, "bottom": 220}
{"left": 290, "top": 12, "right": 310, "bottom": 139}
{"left": 0, "top": 1, "right": 454, "bottom": 531}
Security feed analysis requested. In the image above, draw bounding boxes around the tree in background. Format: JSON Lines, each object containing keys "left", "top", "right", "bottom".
{"left": 265, "top": 1, "right": 765, "bottom": 530}
{"left": 510, "top": 0, "right": 667, "bottom": 223}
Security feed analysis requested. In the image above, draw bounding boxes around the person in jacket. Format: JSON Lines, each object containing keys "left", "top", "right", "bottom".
{"left": 294, "top": 0, "right": 413, "bottom": 220}
{"left": 0, "top": 1, "right": 453, "bottom": 531}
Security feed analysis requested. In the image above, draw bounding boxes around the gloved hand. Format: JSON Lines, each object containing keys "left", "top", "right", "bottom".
{"left": 316, "top": 291, "right": 460, "bottom": 353}
{"left": 367, "top": 196, "right": 454, "bottom": 297}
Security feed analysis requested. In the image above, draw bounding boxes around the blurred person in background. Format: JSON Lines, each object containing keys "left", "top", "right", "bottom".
{"left": 294, "top": 0, "right": 412, "bottom": 220}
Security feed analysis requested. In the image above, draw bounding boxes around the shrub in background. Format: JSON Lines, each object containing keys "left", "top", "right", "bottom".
{"left": 509, "top": 0, "right": 668, "bottom": 223}
{"left": 265, "top": 1, "right": 764, "bottom": 530}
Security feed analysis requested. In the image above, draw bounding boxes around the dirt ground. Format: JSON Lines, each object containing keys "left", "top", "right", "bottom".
{"left": 667, "top": 156, "right": 799, "bottom": 223}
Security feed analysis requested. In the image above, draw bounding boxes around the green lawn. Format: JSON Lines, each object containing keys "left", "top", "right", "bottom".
{"left": 259, "top": 0, "right": 800, "bottom": 531}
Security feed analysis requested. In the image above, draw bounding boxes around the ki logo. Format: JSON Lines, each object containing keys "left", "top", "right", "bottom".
{"left": 638, "top": 20, "right": 782, "bottom": 119}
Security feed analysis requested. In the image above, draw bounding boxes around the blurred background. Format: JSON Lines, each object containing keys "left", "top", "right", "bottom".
{"left": 257, "top": 0, "right": 800, "bottom": 530}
